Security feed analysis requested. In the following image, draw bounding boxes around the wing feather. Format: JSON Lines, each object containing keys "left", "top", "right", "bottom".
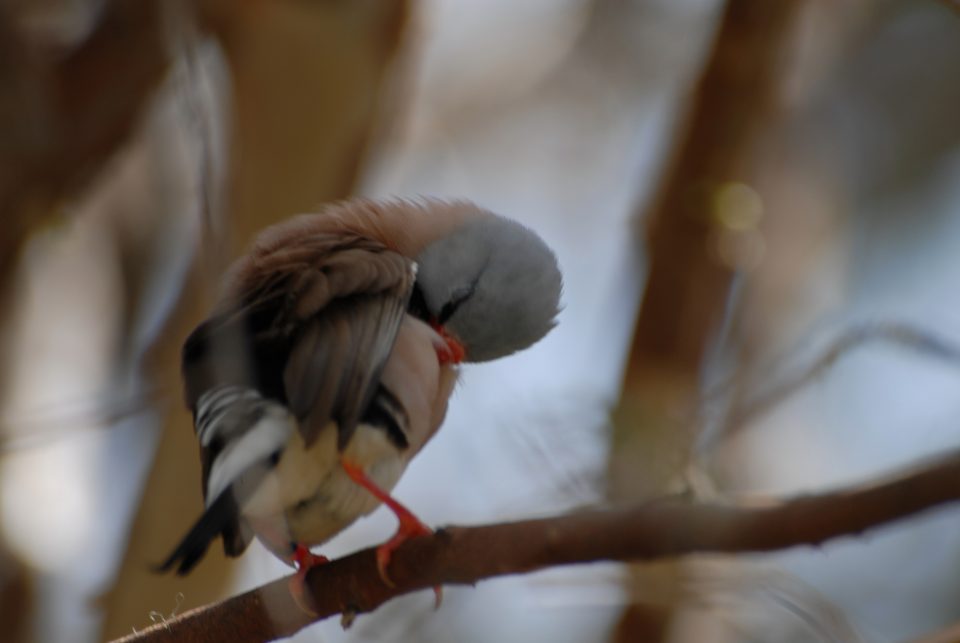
{"left": 184, "top": 232, "right": 415, "bottom": 453}
{"left": 174, "top": 231, "right": 414, "bottom": 562}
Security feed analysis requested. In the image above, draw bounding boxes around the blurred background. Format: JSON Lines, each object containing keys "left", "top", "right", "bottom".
{"left": 1, "top": 0, "right": 960, "bottom": 641}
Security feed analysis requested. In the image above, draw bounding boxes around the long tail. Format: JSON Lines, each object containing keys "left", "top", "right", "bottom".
{"left": 156, "top": 386, "right": 296, "bottom": 575}
{"left": 153, "top": 490, "right": 240, "bottom": 576}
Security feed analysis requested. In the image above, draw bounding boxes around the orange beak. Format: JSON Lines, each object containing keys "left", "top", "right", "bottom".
{"left": 430, "top": 320, "right": 466, "bottom": 365}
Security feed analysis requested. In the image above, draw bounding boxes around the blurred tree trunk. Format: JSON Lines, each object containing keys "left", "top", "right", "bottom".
{"left": 608, "top": 1, "right": 808, "bottom": 640}
{"left": 99, "top": 1, "right": 410, "bottom": 639}
{"left": 0, "top": 1, "right": 167, "bottom": 305}
{"left": 0, "top": 3, "right": 169, "bottom": 641}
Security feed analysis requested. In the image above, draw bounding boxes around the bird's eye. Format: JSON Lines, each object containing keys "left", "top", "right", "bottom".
{"left": 408, "top": 284, "right": 429, "bottom": 320}
{"left": 438, "top": 285, "right": 475, "bottom": 324}
{"left": 438, "top": 300, "right": 458, "bottom": 324}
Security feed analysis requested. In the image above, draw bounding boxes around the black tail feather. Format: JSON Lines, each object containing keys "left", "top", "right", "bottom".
{"left": 153, "top": 490, "right": 240, "bottom": 576}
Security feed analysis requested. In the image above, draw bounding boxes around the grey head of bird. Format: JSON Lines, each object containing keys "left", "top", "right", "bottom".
{"left": 413, "top": 213, "right": 562, "bottom": 363}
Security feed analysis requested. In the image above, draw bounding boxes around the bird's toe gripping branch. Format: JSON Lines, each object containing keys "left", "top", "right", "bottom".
{"left": 288, "top": 543, "right": 330, "bottom": 615}
{"left": 340, "top": 458, "right": 442, "bottom": 607}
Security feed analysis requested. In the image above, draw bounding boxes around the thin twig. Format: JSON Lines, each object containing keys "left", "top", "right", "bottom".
{"left": 0, "top": 385, "right": 167, "bottom": 452}
{"left": 935, "top": 0, "right": 960, "bottom": 16}
{"left": 703, "top": 322, "right": 960, "bottom": 449}
{"left": 115, "top": 447, "right": 960, "bottom": 643}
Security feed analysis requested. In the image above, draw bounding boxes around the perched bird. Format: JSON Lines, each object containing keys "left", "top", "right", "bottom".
{"left": 157, "top": 198, "right": 562, "bottom": 594}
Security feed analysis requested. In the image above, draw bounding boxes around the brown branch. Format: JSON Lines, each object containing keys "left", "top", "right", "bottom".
{"left": 911, "top": 618, "right": 960, "bottom": 643}
{"left": 114, "top": 447, "right": 960, "bottom": 643}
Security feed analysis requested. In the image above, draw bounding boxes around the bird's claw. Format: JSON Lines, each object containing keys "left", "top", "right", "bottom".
{"left": 375, "top": 515, "right": 442, "bottom": 607}
{"left": 340, "top": 458, "right": 444, "bottom": 608}
{"left": 374, "top": 514, "right": 432, "bottom": 586}
{"left": 288, "top": 544, "right": 329, "bottom": 615}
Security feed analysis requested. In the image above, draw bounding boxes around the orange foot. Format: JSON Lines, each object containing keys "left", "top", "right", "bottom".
{"left": 341, "top": 458, "right": 443, "bottom": 608}
{"left": 287, "top": 543, "right": 330, "bottom": 615}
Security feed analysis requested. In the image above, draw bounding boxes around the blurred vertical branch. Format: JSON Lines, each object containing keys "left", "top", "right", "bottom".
{"left": 0, "top": 0, "right": 168, "bottom": 408}
{"left": 199, "top": 0, "right": 411, "bottom": 256}
{"left": 937, "top": 0, "right": 960, "bottom": 14}
{"left": 0, "top": 3, "right": 169, "bottom": 641}
{"left": 608, "top": 1, "right": 807, "bottom": 640}
{"left": 0, "top": 0, "right": 167, "bottom": 306}
{"left": 99, "top": 1, "right": 412, "bottom": 639}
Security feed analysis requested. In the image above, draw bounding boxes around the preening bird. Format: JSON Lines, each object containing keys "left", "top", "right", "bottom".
{"left": 157, "top": 198, "right": 562, "bottom": 594}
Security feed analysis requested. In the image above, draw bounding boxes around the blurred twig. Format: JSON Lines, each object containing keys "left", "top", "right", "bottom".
{"left": 114, "top": 447, "right": 960, "bottom": 643}
{"left": 0, "top": 386, "right": 165, "bottom": 451}
{"left": 910, "top": 619, "right": 960, "bottom": 643}
{"left": 936, "top": 0, "right": 960, "bottom": 15}
{"left": 704, "top": 322, "right": 960, "bottom": 448}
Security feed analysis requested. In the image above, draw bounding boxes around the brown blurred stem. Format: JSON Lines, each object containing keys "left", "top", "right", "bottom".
{"left": 628, "top": 0, "right": 803, "bottom": 375}
{"left": 0, "top": 0, "right": 168, "bottom": 287}
{"left": 936, "top": 0, "right": 960, "bottom": 15}
{"left": 113, "top": 447, "right": 960, "bottom": 643}
{"left": 611, "top": 0, "right": 806, "bottom": 636}
{"left": 0, "top": 6, "right": 167, "bottom": 640}
{"left": 910, "top": 618, "right": 960, "bottom": 643}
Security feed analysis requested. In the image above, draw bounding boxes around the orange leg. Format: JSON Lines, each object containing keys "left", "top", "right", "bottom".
{"left": 287, "top": 543, "right": 329, "bottom": 615}
{"left": 340, "top": 458, "right": 442, "bottom": 607}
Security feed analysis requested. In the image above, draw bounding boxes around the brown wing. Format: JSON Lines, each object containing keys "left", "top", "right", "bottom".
{"left": 280, "top": 242, "right": 416, "bottom": 448}
{"left": 183, "top": 232, "right": 416, "bottom": 453}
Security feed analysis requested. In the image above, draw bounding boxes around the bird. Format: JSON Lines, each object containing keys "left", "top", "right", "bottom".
{"left": 156, "top": 198, "right": 563, "bottom": 598}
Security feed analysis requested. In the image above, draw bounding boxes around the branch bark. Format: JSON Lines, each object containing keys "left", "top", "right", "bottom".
{"left": 113, "top": 447, "right": 960, "bottom": 643}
